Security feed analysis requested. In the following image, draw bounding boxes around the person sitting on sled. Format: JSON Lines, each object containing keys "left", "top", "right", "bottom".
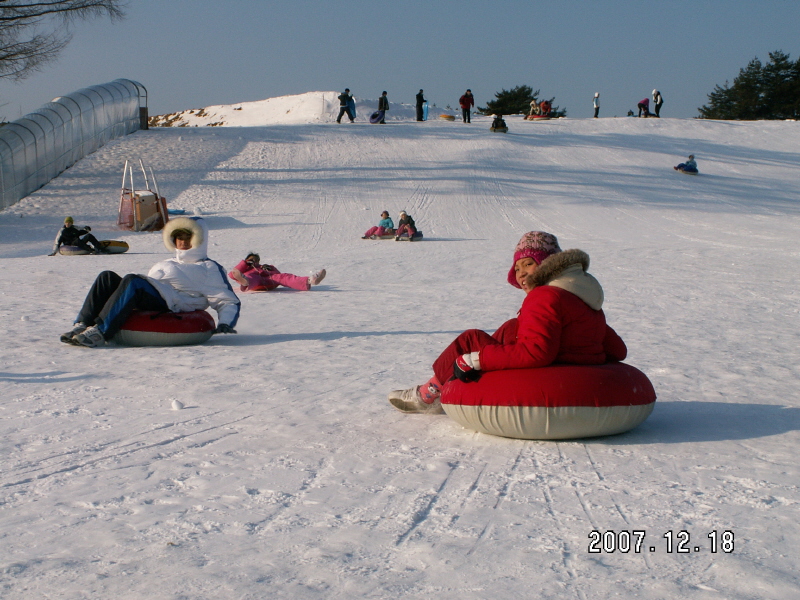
{"left": 48, "top": 216, "right": 106, "bottom": 255}
{"left": 362, "top": 211, "right": 394, "bottom": 239}
{"left": 387, "top": 231, "right": 627, "bottom": 414}
{"left": 529, "top": 100, "right": 541, "bottom": 116}
{"left": 229, "top": 253, "right": 326, "bottom": 292}
{"left": 60, "top": 217, "right": 240, "bottom": 348}
{"left": 674, "top": 154, "right": 698, "bottom": 173}
{"left": 394, "top": 211, "right": 417, "bottom": 241}
{"left": 539, "top": 100, "right": 552, "bottom": 116}
{"left": 490, "top": 114, "right": 508, "bottom": 131}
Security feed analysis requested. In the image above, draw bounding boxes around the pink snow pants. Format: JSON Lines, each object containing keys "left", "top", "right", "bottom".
{"left": 364, "top": 226, "right": 391, "bottom": 237}
{"left": 431, "top": 318, "right": 519, "bottom": 385}
{"left": 244, "top": 271, "right": 309, "bottom": 292}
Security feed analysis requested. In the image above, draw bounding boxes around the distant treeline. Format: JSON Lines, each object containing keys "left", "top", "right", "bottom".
{"left": 699, "top": 50, "right": 800, "bottom": 120}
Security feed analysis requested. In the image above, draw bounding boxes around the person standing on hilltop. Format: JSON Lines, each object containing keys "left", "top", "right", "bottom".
{"left": 459, "top": 89, "right": 474, "bottom": 123}
{"left": 652, "top": 89, "right": 664, "bottom": 118}
{"left": 337, "top": 88, "right": 355, "bottom": 123}
{"left": 593, "top": 92, "right": 600, "bottom": 118}
{"left": 416, "top": 89, "right": 426, "bottom": 121}
{"left": 378, "top": 91, "right": 389, "bottom": 124}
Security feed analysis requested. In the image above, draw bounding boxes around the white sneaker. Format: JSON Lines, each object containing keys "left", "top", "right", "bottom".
{"left": 60, "top": 323, "right": 88, "bottom": 344}
{"left": 309, "top": 268, "right": 327, "bottom": 286}
{"left": 388, "top": 387, "right": 445, "bottom": 414}
{"left": 73, "top": 326, "right": 105, "bottom": 348}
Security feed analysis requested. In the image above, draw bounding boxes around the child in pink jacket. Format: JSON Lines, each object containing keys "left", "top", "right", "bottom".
{"left": 229, "top": 253, "right": 326, "bottom": 292}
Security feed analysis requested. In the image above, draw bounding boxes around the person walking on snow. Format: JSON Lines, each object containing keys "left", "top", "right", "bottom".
{"left": 378, "top": 91, "right": 389, "bottom": 124}
{"left": 416, "top": 89, "right": 426, "bottom": 121}
{"left": 60, "top": 217, "right": 240, "bottom": 347}
{"left": 387, "top": 231, "right": 627, "bottom": 414}
{"left": 593, "top": 93, "right": 600, "bottom": 118}
{"left": 229, "top": 253, "right": 326, "bottom": 292}
{"left": 459, "top": 89, "right": 474, "bottom": 123}
{"left": 652, "top": 89, "right": 663, "bottom": 118}
{"left": 336, "top": 88, "right": 355, "bottom": 123}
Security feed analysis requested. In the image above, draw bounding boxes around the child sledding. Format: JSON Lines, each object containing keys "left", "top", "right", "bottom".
{"left": 361, "top": 210, "right": 423, "bottom": 241}
{"left": 674, "top": 154, "right": 699, "bottom": 174}
{"left": 229, "top": 253, "right": 326, "bottom": 293}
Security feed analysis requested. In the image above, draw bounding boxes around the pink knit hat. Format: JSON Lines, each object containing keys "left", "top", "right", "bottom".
{"left": 507, "top": 231, "right": 562, "bottom": 287}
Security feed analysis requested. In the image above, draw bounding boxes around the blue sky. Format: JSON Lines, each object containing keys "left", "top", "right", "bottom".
{"left": 1, "top": 0, "right": 799, "bottom": 120}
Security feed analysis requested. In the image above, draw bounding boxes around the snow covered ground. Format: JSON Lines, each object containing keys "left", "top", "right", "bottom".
{"left": 1, "top": 101, "right": 799, "bottom": 599}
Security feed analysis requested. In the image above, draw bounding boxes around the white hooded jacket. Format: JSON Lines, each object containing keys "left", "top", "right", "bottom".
{"left": 146, "top": 217, "right": 240, "bottom": 327}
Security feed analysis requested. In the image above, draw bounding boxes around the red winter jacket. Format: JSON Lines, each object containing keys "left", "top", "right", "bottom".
{"left": 459, "top": 94, "right": 474, "bottom": 109}
{"left": 479, "top": 250, "right": 627, "bottom": 371}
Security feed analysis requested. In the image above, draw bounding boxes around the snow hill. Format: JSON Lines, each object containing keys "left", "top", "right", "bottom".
{"left": 149, "top": 90, "right": 450, "bottom": 126}
{"left": 1, "top": 108, "right": 799, "bottom": 599}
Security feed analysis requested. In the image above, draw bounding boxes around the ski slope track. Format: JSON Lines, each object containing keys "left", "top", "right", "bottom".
{"left": 1, "top": 113, "right": 799, "bottom": 599}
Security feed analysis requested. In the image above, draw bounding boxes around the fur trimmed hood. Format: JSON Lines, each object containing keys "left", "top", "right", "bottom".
{"left": 525, "top": 249, "right": 604, "bottom": 310}
{"left": 162, "top": 217, "right": 208, "bottom": 264}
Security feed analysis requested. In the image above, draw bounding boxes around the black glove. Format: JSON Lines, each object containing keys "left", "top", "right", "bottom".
{"left": 214, "top": 324, "right": 237, "bottom": 334}
{"left": 453, "top": 353, "right": 481, "bottom": 383}
{"left": 84, "top": 225, "right": 91, "bottom": 232}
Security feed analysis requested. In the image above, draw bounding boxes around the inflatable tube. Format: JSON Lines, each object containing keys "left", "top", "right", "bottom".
{"left": 439, "top": 114, "right": 456, "bottom": 121}
{"left": 440, "top": 363, "right": 656, "bottom": 440}
{"left": 113, "top": 310, "right": 216, "bottom": 347}
{"left": 59, "top": 240, "right": 129, "bottom": 256}
{"left": 369, "top": 111, "right": 384, "bottom": 124}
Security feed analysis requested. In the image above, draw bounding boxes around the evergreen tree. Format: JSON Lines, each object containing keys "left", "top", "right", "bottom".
{"left": 699, "top": 51, "right": 800, "bottom": 120}
{"left": 478, "top": 85, "right": 566, "bottom": 117}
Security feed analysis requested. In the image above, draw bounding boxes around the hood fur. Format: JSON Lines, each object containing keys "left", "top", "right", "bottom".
{"left": 525, "top": 248, "right": 604, "bottom": 310}
{"left": 162, "top": 217, "right": 208, "bottom": 264}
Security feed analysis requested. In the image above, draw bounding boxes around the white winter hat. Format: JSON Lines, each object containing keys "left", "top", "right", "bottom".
{"left": 594, "top": 92, "right": 599, "bottom": 97}
{"left": 653, "top": 89, "right": 658, "bottom": 94}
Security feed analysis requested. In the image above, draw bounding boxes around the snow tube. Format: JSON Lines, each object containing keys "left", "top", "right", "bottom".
{"left": 369, "top": 111, "right": 384, "bottom": 124}
{"left": 440, "top": 362, "right": 656, "bottom": 440}
{"left": 59, "top": 240, "right": 130, "bottom": 255}
{"left": 439, "top": 114, "right": 456, "bottom": 121}
{"left": 113, "top": 310, "right": 216, "bottom": 347}
{"left": 396, "top": 230, "right": 424, "bottom": 241}
{"left": 490, "top": 127, "right": 509, "bottom": 133}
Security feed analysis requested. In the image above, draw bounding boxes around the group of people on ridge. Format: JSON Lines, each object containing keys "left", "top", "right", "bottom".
{"left": 337, "top": 88, "right": 475, "bottom": 124}
{"left": 637, "top": 90, "right": 664, "bottom": 118}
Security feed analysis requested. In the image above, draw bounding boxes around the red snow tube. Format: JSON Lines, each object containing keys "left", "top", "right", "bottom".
{"left": 113, "top": 310, "right": 216, "bottom": 347}
{"left": 440, "top": 363, "right": 656, "bottom": 440}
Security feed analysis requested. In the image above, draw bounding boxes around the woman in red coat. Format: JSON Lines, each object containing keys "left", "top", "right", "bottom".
{"left": 388, "top": 231, "right": 627, "bottom": 414}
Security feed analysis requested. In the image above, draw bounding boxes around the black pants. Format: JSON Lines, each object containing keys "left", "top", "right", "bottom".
{"left": 416, "top": 105, "right": 424, "bottom": 121}
{"left": 336, "top": 107, "right": 354, "bottom": 123}
{"left": 655, "top": 103, "right": 662, "bottom": 117}
{"left": 462, "top": 108, "right": 471, "bottom": 123}
{"left": 76, "top": 271, "right": 168, "bottom": 338}
{"left": 594, "top": 107, "right": 600, "bottom": 118}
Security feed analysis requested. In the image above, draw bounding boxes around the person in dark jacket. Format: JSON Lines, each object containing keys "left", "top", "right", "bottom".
{"left": 394, "top": 211, "right": 417, "bottom": 240}
{"left": 416, "top": 89, "right": 426, "bottom": 121}
{"left": 459, "top": 89, "right": 474, "bottom": 123}
{"left": 378, "top": 91, "right": 389, "bottom": 124}
{"left": 336, "top": 88, "right": 355, "bottom": 123}
{"left": 48, "top": 216, "right": 105, "bottom": 255}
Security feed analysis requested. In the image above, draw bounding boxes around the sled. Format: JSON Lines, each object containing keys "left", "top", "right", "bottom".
{"left": 369, "top": 111, "right": 384, "bottom": 124}
{"left": 490, "top": 127, "right": 509, "bottom": 133}
{"left": 439, "top": 114, "right": 456, "bottom": 121}
{"left": 59, "top": 240, "right": 130, "bottom": 256}
{"left": 525, "top": 115, "right": 551, "bottom": 121}
{"left": 423, "top": 102, "right": 429, "bottom": 120}
{"left": 117, "top": 159, "right": 169, "bottom": 232}
{"left": 396, "top": 231, "right": 424, "bottom": 241}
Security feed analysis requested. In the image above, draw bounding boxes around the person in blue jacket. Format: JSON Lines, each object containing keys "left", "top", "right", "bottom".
{"left": 674, "top": 154, "right": 698, "bottom": 173}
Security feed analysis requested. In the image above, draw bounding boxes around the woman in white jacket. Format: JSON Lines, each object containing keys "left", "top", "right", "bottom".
{"left": 61, "top": 217, "right": 240, "bottom": 347}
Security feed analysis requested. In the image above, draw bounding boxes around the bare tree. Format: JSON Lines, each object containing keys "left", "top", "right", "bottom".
{"left": 0, "top": 0, "right": 125, "bottom": 81}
